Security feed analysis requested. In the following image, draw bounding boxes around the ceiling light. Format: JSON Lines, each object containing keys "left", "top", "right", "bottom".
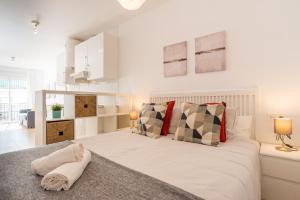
{"left": 10, "top": 56, "right": 16, "bottom": 62}
{"left": 117, "top": 0, "right": 146, "bottom": 10}
{"left": 31, "top": 19, "right": 40, "bottom": 34}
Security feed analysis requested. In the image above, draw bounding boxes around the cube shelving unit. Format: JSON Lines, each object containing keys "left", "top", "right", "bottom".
{"left": 35, "top": 90, "right": 132, "bottom": 145}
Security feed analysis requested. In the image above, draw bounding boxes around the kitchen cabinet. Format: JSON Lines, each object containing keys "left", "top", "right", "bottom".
{"left": 74, "top": 32, "right": 117, "bottom": 81}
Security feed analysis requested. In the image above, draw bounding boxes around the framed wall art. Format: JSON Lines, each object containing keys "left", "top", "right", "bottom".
{"left": 163, "top": 41, "right": 187, "bottom": 77}
{"left": 195, "top": 31, "right": 226, "bottom": 73}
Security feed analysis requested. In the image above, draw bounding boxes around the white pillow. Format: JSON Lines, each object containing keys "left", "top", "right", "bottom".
{"left": 169, "top": 107, "right": 181, "bottom": 134}
{"left": 227, "top": 115, "right": 253, "bottom": 139}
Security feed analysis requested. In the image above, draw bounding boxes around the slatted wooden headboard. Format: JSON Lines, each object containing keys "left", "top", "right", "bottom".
{"left": 150, "top": 89, "right": 257, "bottom": 116}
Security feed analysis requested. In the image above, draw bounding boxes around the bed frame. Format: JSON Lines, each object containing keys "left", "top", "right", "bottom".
{"left": 150, "top": 89, "right": 257, "bottom": 116}
{"left": 150, "top": 89, "right": 258, "bottom": 138}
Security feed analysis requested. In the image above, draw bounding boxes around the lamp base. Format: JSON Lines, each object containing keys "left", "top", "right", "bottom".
{"left": 275, "top": 145, "right": 298, "bottom": 152}
{"left": 275, "top": 145, "right": 293, "bottom": 152}
{"left": 130, "top": 120, "right": 135, "bottom": 129}
{"left": 275, "top": 134, "right": 298, "bottom": 152}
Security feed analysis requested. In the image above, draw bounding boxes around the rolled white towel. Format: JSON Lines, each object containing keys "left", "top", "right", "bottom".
{"left": 31, "top": 143, "right": 84, "bottom": 176}
{"left": 41, "top": 149, "right": 91, "bottom": 191}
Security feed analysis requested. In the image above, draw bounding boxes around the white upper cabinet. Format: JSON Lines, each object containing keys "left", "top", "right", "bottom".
{"left": 87, "top": 34, "right": 103, "bottom": 80}
{"left": 74, "top": 42, "right": 88, "bottom": 73}
{"left": 74, "top": 32, "right": 118, "bottom": 81}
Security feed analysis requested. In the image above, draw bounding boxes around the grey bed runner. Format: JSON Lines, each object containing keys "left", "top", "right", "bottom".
{"left": 0, "top": 141, "right": 204, "bottom": 200}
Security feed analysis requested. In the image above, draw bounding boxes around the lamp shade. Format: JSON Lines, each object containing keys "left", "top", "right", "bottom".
{"left": 130, "top": 111, "right": 138, "bottom": 120}
{"left": 118, "top": 0, "right": 146, "bottom": 10}
{"left": 274, "top": 117, "right": 292, "bottom": 135}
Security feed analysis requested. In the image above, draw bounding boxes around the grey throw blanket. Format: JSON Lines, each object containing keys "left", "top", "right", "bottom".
{"left": 0, "top": 141, "right": 204, "bottom": 200}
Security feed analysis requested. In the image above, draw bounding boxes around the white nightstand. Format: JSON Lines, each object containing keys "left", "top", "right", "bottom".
{"left": 260, "top": 143, "right": 300, "bottom": 200}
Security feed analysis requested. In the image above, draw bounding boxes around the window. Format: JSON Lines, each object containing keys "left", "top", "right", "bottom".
{"left": 0, "top": 79, "right": 28, "bottom": 122}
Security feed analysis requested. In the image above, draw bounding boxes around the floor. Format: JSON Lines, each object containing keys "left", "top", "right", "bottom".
{"left": 0, "top": 123, "right": 35, "bottom": 154}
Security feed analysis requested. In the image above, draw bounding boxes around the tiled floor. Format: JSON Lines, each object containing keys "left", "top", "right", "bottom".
{"left": 0, "top": 123, "right": 35, "bottom": 154}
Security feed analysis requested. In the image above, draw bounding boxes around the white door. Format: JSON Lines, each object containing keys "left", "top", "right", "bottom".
{"left": 87, "top": 34, "right": 104, "bottom": 80}
{"left": 74, "top": 42, "right": 88, "bottom": 73}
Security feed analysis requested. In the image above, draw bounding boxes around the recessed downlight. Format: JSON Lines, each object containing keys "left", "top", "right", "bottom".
{"left": 31, "top": 19, "right": 40, "bottom": 34}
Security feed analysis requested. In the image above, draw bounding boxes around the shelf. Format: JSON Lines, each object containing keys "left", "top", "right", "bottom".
{"left": 46, "top": 117, "right": 74, "bottom": 122}
{"left": 98, "top": 112, "right": 129, "bottom": 118}
{"left": 36, "top": 89, "right": 132, "bottom": 146}
{"left": 46, "top": 113, "right": 130, "bottom": 121}
{"left": 42, "top": 89, "right": 131, "bottom": 97}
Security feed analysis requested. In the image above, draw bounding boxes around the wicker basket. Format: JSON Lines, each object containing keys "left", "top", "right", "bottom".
{"left": 46, "top": 120, "right": 74, "bottom": 144}
{"left": 75, "top": 95, "right": 97, "bottom": 118}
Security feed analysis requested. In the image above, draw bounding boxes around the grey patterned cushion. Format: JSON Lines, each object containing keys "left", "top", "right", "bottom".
{"left": 134, "top": 103, "right": 167, "bottom": 138}
{"left": 175, "top": 102, "right": 225, "bottom": 146}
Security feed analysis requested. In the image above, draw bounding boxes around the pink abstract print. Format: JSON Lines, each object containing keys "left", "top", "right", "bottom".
{"left": 195, "top": 31, "right": 226, "bottom": 73}
{"left": 163, "top": 41, "right": 187, "bottom": 77}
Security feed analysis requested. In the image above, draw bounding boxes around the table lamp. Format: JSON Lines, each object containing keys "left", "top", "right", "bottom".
{"left": 130, "top": 111, "right": 138, "bottom": 129}
{"left": 274, "top": 116, "right": 297, "bottom": 152}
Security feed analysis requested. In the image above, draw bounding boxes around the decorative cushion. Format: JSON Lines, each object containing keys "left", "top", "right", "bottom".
{"left": 202, "top": 102, "right": 227, "bottom": 142}
{"left": 134, "top": 103, "right": 167, "bottom": 138}
{"left": 161, "top": 101, "right": 175, "bottom": 136}
{"left": 175, "top": 102, "right": 225, "bottom": 146}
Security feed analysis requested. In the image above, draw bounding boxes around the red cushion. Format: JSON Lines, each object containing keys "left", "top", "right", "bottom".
{"left": 204, "top": 102, "right": 227, "bottom": 142}
{"left": 161, "top": 101, "right": 175, "bottom": 136}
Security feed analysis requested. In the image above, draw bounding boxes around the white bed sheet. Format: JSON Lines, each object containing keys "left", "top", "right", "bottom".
{"left": 75, "top": 130, "right": 260, "bottom": 200}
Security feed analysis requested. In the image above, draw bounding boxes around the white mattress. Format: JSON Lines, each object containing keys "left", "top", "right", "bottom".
{"left": 75, "top": 130, "right": 261, "bottom": 200}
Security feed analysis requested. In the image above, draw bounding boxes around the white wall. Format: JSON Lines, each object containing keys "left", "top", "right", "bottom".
{"left": 117, "top": 0, "right": 300, "bottom": 145}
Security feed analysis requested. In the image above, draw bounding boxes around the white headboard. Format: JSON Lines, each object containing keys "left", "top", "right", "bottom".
{"left": 150, "top": 89, "right": 257, "bottom": 116}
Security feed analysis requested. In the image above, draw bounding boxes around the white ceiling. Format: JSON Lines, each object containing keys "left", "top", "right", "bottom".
{"left": 0, "top": 0, "right": 163, "bottom": 70}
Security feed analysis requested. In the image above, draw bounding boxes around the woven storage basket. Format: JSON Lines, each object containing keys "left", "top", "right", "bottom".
{"left": 46, "top": 120, "right": 74, "bottom": 144}
{"left": 75, "top": 95, "right": 97, "bottom": 118}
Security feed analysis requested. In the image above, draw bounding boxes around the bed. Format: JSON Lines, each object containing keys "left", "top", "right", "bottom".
{"left": 75, "top": 129, "right": 261, "bottom": 200}
{"left": 0, "top": 89, "right": 260, "bottom": 200}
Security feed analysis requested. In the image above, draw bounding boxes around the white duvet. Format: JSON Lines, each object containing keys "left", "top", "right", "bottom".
{"left": 75, "top": 130, "right": 260, "bottom": 200}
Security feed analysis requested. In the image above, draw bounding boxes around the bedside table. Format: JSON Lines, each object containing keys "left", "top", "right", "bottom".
{"left": 260, "top": 143, "right": 300, "bottom": 200}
